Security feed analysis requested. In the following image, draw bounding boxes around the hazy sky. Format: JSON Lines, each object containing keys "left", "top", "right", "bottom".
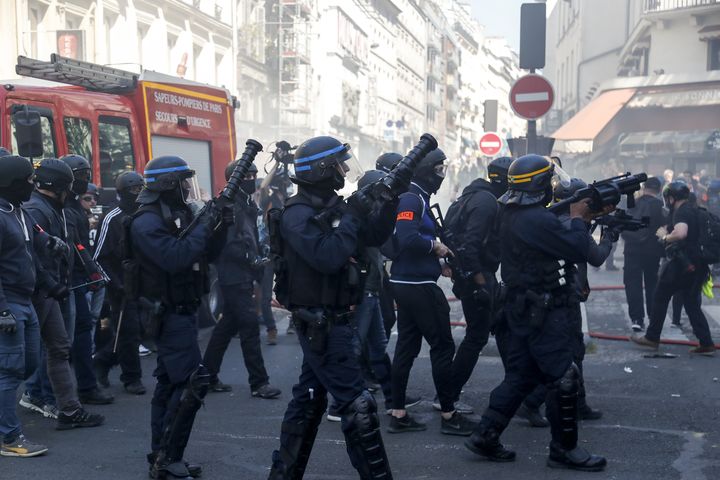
{"left": 469, "top": 0, "right": 557, "bottom": 51}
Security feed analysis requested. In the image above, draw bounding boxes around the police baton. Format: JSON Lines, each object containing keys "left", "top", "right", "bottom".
{"left": 112, "top": 298, "right": 126, "bottom": 354}
{"left": 69, "top": 278, "right": 105, "bottom": 291}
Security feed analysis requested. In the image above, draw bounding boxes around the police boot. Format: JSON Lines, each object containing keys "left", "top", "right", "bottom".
{"left": 577, "top": 398, "right": 603, "bottom": 421}
{"left": 148, "top": 452, "right": 202, "bottom": 478}
{"left": 515, "top": 403, "right": 549, "bottom": 428}
{"left": 342, "top": 392, "right": 393, "bottom": 479}
{"left": 464, "top": 422, "right": 516, "bottom": 462}
{"left": 547, "top": 442, "right": 607, "bottom": 472}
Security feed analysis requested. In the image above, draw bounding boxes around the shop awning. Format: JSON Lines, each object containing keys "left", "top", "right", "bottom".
{"left": 699, "top": 24, "right": 720, "bottom": 41}
{"left": 552, "top": 88, "right": 636, "bottom": 153}
{"left": 619, "top": 130, "right": 719, "bottom": 156}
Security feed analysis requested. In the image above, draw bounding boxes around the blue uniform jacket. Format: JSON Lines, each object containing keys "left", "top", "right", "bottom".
{"left": 500, "top": 204, "right": 591, "bottom": 287}
{"left": 281, "top": 192, "right": 396, "bottom": 276}
{"left": 390, "top": 183, "right": 441, "bottom": 284}
{"left": 131, "top": 209, "right": 223, "bottom": 275}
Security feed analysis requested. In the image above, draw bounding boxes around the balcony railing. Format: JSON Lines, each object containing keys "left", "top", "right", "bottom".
{"left": 644, "top": 0, "right": 719, "bottom": 13}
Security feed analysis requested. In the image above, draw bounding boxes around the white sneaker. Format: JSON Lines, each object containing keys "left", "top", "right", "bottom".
{"left": 138, "top": 344, "right": 151, "bottom": 357}
{"left": 631, "top": 323, "right": 643, "bottom": 332}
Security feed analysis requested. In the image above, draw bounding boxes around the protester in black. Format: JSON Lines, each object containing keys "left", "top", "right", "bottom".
{"left": 622, "top": 177, "right": 666, "bottom": 332}
{"left": 632, "top": 181, "right": 716, "bottom": 355}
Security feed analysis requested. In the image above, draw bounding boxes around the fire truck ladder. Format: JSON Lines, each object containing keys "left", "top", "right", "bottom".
{"left": 16, "top": 54, "right": 138, "bottom": 94}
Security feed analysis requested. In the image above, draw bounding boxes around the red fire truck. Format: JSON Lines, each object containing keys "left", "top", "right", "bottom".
{"left": 1, "top": 54, "right": 238, "bottom": 197}
{"left": 1, "top": 54, "right": 240, "bottom": 325}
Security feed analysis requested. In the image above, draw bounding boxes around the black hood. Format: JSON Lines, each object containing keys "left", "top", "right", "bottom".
{"left": 461, "top": 178, "right": 495, "bottom": 197}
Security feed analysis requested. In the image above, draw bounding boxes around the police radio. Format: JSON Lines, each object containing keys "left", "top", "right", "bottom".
{"left": 179, "top": 139, "right": 264, "bottom": 239}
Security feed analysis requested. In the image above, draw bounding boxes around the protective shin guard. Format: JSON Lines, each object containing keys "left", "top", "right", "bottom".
{"left": 271, "top": 395, "right": 328, "bottom": 480}
{"left": 546, "top": 364, "right": 579, "bottom": 450}
{"left": 154, "top": 366, "right": 210, "bottom": 475}
{"left": 342, "top": 391, "right": 393, "bottom": 479}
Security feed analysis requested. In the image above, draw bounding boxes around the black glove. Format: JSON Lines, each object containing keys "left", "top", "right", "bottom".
{"left": 346, "top": 189, "right": 374, "bottom": 219}
{"left": 601, "top": 226, "right": 620, "bottom": 243}
{"left": 197, "top": 202, "right": 223, "bottom": 232}
{"left": 47, "top": 282, "right": 70, "bottom": 301}
{"left": 46, "top": 235, "right": 69, "bottom": 257}
{"left": 221, "top": 205, "right": 235, "bottom": 226}
{"left": 0, "top": 310, "right": 18, "bottom": 334}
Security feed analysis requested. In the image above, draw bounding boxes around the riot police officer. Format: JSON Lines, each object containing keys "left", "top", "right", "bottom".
{"left": 128, "top": 156, "right": 228, "bottom": 479}
{"left": 268, "top": 136, "right": 396, "bottom": 479}
{"left": 464, "top": 155, "right": 607, "bottom": 472}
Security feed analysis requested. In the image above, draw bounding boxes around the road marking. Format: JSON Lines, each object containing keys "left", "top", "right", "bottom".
{"left": 515, "top": 92, "right": 550, "bottom": 103}
{"left": 581, "top": 302, "right": 588, "bottom": 334}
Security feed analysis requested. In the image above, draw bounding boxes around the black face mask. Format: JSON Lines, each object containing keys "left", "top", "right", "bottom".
{"left": 1, "top": 179, "right": 35, "bottom": 205}
{"left": 490, "top": 181, "right": 507, "bottom": 199}
{"left": 241, "top": 179, "right": 257, "bottom": 196}
{"left": 71, "top": 179, "right": 89, "bottom": 196}
{"left": 118, "top": 191, "right": 139, "bottom": 212}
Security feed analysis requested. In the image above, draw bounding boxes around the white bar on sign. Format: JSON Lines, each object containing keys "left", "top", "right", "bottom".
{"left": 480, "top": 141, "right": 501, "bottom": 148}
{"left": 515, "top": 92, "right": 549, "bottom": 103}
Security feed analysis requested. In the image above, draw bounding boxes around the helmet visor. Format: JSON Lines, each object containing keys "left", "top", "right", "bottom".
{"left": 339, "top": 145, "right": 364, "bottom": 185}
{"left": 184, "top": 176, "right": 205, "bottom": 208}
{"left": 551, "top": 162, "right": 572, "bottom": 191}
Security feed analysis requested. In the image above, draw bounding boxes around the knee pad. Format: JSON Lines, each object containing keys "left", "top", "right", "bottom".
{"left": 188, "top": 365, "right": 211, "bottom": 401}
{"left": 344, "top": 391, "right": 379, "bottom": 433}
{"left": 557, "top": 364, "right": 580, "bottom": 395}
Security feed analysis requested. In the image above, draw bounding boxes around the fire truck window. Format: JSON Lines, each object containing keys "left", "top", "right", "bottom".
{"left": 98, "top": 116, "right": 136, "bottom": 187}
{"left": 64, "top": 117, "right": 93, "bottom": 164}
{"left": 10, "top": 114, "right": 56, "bottom": 158}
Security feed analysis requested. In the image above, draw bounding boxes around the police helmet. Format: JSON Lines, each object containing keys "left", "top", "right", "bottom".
{"left": 115, "top": 171, "right": 145, "bottom": 192}
{"left": 707, "top": 179, "right": 720, "bottom": 195}
{"left": 138, "top": 156, "right": 194, "bottom": 204}
{"left": 376, "top": 152, "right": 402, "bottom": 174}
{"left": 0, "top": 155, "right": 34, "bottom": 188}
{"left": 487, "top": 156, "right": 513, "bottom": 188}
{"left": 0, "top": 147, "right": 11, "bottom": 157}
{"left": 663, "top": 180, "right": 690, "bottom": 201}
{"left": 35, "top": 158, "right": 74, "bottom": 193}
{"left": 358, "top": 169, "right": 387, "bottom": 190}
{"left": 225, "top": 160, "right": 258, "bottom": 182}
{"left": 143, "top": 156, "right": 194, "bottom": 192}
{"left": 499, "top": 155, "right": 555, "bottom": 206}
{"left": 60, "top": 154, "right": 91, "bottom": 173}
{"left": 292, "top": 136, "right": 352, "bottom": 187}
{"left": 553, "top": 177, "right": 587, "bottom": 203}
{"left": 413, "top": 148, "right": 447, "bottom": 194}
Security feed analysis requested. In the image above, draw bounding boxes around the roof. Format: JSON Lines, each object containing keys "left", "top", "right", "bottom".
{"left": 551, "top": 88, "right": 636, "bottom": 153}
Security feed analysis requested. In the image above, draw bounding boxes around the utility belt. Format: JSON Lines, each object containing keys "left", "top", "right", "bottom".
{"left": 138, "top": 297, "right": 200, "bottom": 337}
{"left": 292, "top": 308, "right": 354, "bottom": 355}
{"left": 506, "top": 287, "right": 578, "bottom": 329}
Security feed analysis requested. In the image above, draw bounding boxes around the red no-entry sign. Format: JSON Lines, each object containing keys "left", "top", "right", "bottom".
{"left": 479, "top": 132, "right": 503, "bottom": 156}
{"left": 509, "top": 74, "right": 554, "bottom": 120}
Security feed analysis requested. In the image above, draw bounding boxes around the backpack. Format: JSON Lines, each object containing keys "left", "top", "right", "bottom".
{"left": 696, "top": 207, "right": 720, "bottom": 265}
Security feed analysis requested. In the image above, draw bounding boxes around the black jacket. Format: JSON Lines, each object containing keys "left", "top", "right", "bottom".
{"left": 24, "top": 191, "right": 72, "bottom": 286}
{"left": 93, "top": 205, "right": 129, "bottom": 292}
{"left": 447, "top": 179, "right": 500, "bottom": 275}
{"left": 622, "top": 194, "right": 666, "bottom": 257}
{"left": 0, "top": 199, "right": 37, "bottom": 310}
{"left": 216, "top": 196, "right": 262, "bottom": 287}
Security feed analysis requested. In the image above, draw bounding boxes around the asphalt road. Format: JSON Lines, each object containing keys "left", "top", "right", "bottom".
{"left": 4, "top": 263, "right": 720, "bottom": 479}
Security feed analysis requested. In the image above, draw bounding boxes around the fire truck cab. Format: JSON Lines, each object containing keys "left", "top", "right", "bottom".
{"left": 1, "top": 54, "right": 238, "bottom": 198}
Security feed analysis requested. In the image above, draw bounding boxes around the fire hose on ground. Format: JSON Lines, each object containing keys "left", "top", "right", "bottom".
{"left": 270, "top": 283, "right": 720, "bottom": 348}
